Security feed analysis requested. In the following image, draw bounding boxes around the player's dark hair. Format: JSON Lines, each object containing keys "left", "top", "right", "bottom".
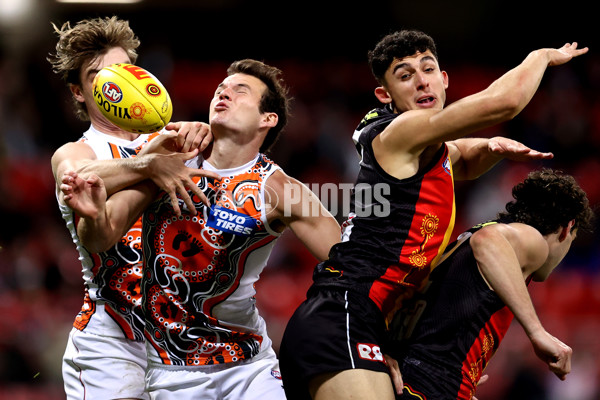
{"left": 368, "top": 29, "right": 438, "bottom": 85}
{"left": 498, "top": 168, "right": 595, "bottom": 235}
{"left": 227, "top": 59, "right": 291, "bottom": 153}
{"left": 48, "top": 16, "right": 140, "bottom": 121}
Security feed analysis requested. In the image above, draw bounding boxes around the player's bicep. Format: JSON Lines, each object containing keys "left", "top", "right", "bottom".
{"left": 52, "top": 142, "right": 96, "bottom": 180}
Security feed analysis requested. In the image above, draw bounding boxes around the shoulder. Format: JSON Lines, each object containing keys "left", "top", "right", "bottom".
{"left": 472, "top": 222, "right": 549, "bottom": 267}
{"left": 51, "top": 140, "right": 96, "bottom": 170}
{"left": 263, "top": 169, "right": 299, "bottom": 200}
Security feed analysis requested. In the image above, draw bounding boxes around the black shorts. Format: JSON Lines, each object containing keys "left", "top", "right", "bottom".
{"left": 279, "top": 286, "right": 389, "bottom": 400}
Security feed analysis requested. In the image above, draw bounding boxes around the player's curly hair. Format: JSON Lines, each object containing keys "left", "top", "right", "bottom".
{"left": 227, "top": 59, "right": 291, "bottom": 153}
{"left": 47, "top": 16, "right": 140, "bottom": 121}
{"left": 498, "top": 168, "right": 595, "bottom": 235}
{"left": 368, "top": 29, "right": 438, "bottom": 86}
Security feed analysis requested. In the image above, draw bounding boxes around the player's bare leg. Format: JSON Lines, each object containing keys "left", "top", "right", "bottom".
{"left": 310, "top": 369, "right": 395, "bottom": 400}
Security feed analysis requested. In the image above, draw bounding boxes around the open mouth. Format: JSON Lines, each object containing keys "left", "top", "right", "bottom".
{"left": 417, "top": 96, "right": 435, "bottom": 105}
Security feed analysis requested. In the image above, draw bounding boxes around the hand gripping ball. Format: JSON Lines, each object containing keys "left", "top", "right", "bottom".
{"left": 92, "top": 63, "right": 173, "bottom": 134}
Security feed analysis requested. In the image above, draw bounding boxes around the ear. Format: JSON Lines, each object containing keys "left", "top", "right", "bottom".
{"left": 260, "top": 112, "right": 278, "bottom": 129}
{"left": 69, "top": 83, "right": 85, "bottom": 103}
{"left": 442, "top": 70, "right": 449, "bottom": 89}
{"left": 374, "top": 86, "right": 392, "bottom": 104}
{"left": 558, "top": 219, "right": 576, "bottom": 241}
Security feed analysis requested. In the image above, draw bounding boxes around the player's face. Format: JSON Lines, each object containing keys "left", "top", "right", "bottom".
{"left": 209, "top": 73, "right": 272, "bottom": 136}
{"left": 380, "top": 50, "right": 448, "bottom": 113}
{"left": 72, "top": 47, "right": 131, "bottom": 124}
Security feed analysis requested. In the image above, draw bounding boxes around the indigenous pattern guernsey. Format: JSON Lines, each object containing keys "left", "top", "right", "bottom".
{"left": 59, "top": 126, "right": 159, "bottom": 341}
{"left": 394, "top": 221, "right": 521, "bottom": 400}
{"left": 142, "top": 154, "right": 281, "bottom": 366}
{"left": 314, "top": 106, "right": 456, "bottom": 322}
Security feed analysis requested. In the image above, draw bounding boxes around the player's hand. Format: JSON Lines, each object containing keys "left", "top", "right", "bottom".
{"left": 530, "top": 330, "right": 572, "bottom": 380}
{"left": 384, "top": 354, "right": 403, "bottom": 395}
{"left": 144, "top": 145, "right": 221, "bottom": 216}
{"left": 139, "top": 131, "right": 181, "bottom": 155}
{"left": 60, "top": 171, "right": 106, "bottom": 219}
{"left": 165, "top": 121, "right": 213, "bottom": 153}
{"left": 472, "top": 374, "right": 489, "bottom": 400}
{"left": 488, "top": 137, "right": 553, "bottom": 161}
{"left": 546, "top": 42, "right": 589, "bottom": 66}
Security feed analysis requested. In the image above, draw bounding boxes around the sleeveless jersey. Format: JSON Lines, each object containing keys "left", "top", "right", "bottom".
{"left": 58, "top": 125, "right": 159, "bottom": 340}
{"left": 141, "top": 154, "right": 282, "bottom": 367}
{"left": 314, "top": 106, "right": 456, "bottom": 322}
{"left": 393, "top": 221, "right": 523, "bottom": 400}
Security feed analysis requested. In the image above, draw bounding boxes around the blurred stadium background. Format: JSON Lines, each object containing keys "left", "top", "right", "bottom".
{"left": 0, "top": 1, "right": 598, "bottom": 399}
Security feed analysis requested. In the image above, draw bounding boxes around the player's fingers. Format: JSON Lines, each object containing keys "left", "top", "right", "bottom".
{"left": 179, "top": 148, "right": 200, "bottom": 162}
{"left": 477, "top": 374, "right": 489, "bottom": 386}
{"left": 199, "top": 130, "right": 213, "bottom": 151}
{"left": 164, "top": 121, "right": 182, "bottom": 132}
{"left": 168, "top": 191, "right": 183, "bottom": 217}
{"left": 190, "top": 168, "right": 221, "bottom": 181}
{"left": 61, "top": 170, "right": 77, "bottom": 183}
{"left": 196, "top": 190, "right": 212, "bottom": 209}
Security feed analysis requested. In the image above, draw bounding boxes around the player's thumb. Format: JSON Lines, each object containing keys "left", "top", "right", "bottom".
{"left": 180, "top": 148, "right": 199, "bottom": 161}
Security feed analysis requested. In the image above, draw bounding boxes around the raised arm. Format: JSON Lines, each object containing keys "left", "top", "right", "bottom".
{"left": 381, "top": 43, "right": 588, "bottom": 153}
{"left": 52, "top": 123, "right": 220, "bottom": 215}
{"left": 446, "top": 136, "right": 554, "bottom": 181}
{"left": 266, "top": 170, "right": 341, "bottom": 261}
{"left": 470, "top": 223, "right": 572, "bottom": 380}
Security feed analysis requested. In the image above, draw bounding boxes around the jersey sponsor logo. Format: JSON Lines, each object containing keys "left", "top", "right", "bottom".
{"left": 356, "top": 343, "right": 384, "bottom": 362}
{"left": 206, "top": 205, "right": 257, "bottom": 236}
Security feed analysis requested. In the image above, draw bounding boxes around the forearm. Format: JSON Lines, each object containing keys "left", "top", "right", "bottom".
{"left": 486, "top": 49, "right": 550, "bottom": 117}
{"left": 78, "top": 184, "right": 155, "bottom": 253}
{"left": 75, "top": 155, "right": 156, "bottom": 196}
{"left": 448, "top": 138, "right": 501, "bottom": 180}
{"left": 77, "top": 203, "right": 126, "bottom": 253}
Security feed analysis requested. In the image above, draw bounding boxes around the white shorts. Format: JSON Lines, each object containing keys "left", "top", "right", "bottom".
{"left": 63, "top": 327, "right": 149, "bottom": 400}
{"left": 146, "top": 347, "right": 285, "bottom": 400}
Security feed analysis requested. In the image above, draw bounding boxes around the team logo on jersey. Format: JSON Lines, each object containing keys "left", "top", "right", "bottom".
{"left": 271, "top": 370, "right": 282, "bottom": 380}
{"left": 442, "top": 156, "right": 451, "bottom": 176}
{"left": 206, "top": 205, "right": 257, "bottom": 236}
{"left": 101, "top": 82, "right": 123, "bottom": 103}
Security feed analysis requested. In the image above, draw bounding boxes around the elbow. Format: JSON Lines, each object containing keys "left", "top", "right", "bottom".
{"left": 483, "top": 87, "right": 525, "bottom": 123}
{"left": 493, "top": 94, "right": 522, "bottom": 121}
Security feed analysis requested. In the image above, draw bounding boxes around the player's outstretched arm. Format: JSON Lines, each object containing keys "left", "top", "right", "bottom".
{"left": 52, "top": 122, "right": 218, "bottom": 214}
{"left": 382, "top": 43, "right": 588, "bottom": 153}
{"left": 447, "top": 136, "right": 553, "bottom": 181}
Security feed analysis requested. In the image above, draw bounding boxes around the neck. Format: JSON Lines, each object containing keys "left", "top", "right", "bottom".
{"left": 204, "top": 135, "right": 261, "bottom": 170}
{"left": 91, "top": 118, "right": 141, "bottom": 141}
